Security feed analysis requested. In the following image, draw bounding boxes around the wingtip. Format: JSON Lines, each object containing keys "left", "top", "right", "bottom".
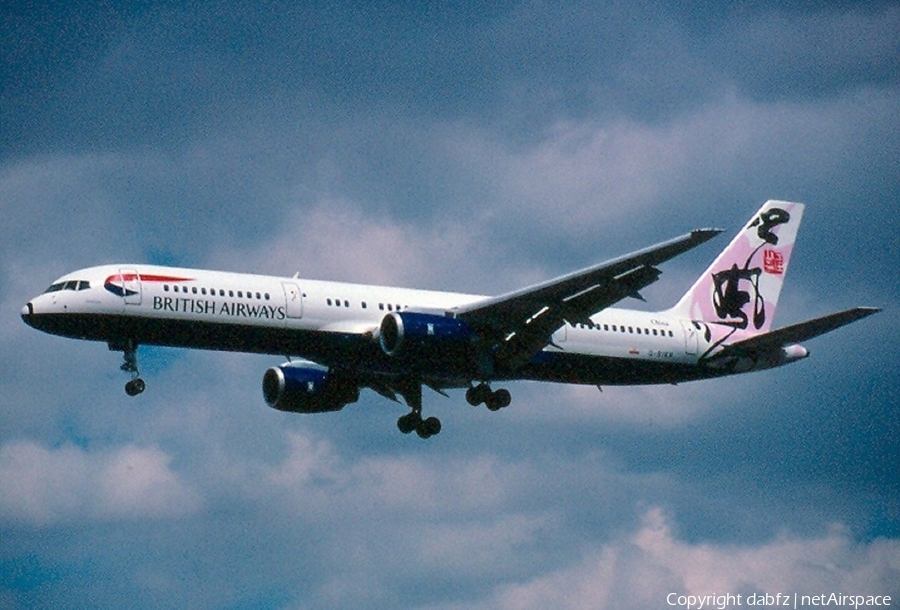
{"left": 856, "top": 306, "right": 882, "bottom": 316}
{"left": 691, "top": 228, "right": 724, "bottom": 241}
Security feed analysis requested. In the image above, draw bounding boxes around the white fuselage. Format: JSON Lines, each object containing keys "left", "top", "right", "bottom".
{"left": 23, "top": 264, "right": 712, "bottom": 387}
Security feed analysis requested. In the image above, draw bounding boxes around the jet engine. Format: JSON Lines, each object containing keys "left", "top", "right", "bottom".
{"left": 377, "top": 311, "right": 474, "bottom": 357}
{"left": 262, "top": 363, "right": 360, "bottom": 413}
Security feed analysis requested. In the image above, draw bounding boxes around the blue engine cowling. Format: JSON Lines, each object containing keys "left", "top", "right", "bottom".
{"left": 262, "top": 364, "right": 360, "bottom": 413}
{"left": 378, "top": 311, "right": 474, "bottom": 357}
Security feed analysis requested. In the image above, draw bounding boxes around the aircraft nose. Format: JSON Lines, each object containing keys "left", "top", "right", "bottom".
{"left": 21, "top": 302, "right": 35, "bottom": 326}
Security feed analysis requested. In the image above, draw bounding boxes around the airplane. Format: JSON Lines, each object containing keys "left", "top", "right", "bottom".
{"left": 22, "top": 200, "right": 879, "bottom": 439}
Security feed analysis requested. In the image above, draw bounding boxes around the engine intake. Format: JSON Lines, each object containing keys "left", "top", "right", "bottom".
{"left": 262, "top": 364, "right": 360, "bottom": 413}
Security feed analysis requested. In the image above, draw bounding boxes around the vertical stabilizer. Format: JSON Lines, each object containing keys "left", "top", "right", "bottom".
{"left": 668, "top": 200, "right": 804, "bottom": 334}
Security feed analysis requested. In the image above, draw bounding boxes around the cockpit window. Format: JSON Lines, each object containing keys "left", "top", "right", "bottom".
{"left": 44, "top": 280, "right": 91, "bottom": 293}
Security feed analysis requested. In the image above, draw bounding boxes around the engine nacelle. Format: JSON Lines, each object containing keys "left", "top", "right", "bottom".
{"left": 262, "top": 364, "right": 360, "bottom": 413}
{"left": 378, "top": 311, "right": 474, "bottom": 357}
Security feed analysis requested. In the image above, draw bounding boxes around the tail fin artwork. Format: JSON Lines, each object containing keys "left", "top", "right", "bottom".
{"left": 669, "top": 200, "right": 804, "bottom": 335}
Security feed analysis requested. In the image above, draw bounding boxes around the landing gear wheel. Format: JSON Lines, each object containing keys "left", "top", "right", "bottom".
{"left": 397, "top": 412, "right": 421, "bottom": 434}
{"left": 426, "top": 416, "right": 442, "bottom": 435}
{"left": 486, "top": 388, "right": 511, "bottom": 411}
{"left": 125, "top": 377, "right": 146, "bottom": 396}
{"left": 416, "top": 416, "right": 441, "bottom": 439}
{"left": 466, "top": 383, "right": 491, "bottom": 406}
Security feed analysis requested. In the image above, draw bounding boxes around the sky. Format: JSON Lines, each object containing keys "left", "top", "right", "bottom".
{"left": 1, "top": 1, "right": 899, "bottom": 608}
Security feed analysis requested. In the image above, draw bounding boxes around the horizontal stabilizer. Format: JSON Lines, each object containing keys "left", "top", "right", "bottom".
{"left": 711, "top": 307, "right": 880, "bottom": 359}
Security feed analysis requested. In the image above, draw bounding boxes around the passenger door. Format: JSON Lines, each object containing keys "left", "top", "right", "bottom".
{"left": 120, "top": 268, "right": 142, "bottom": 306}
{"left": 282, "top": 282, "right": 303, "bottom": 319}
{"left": 680, "top": 320, "right": 698, "bottom": 355}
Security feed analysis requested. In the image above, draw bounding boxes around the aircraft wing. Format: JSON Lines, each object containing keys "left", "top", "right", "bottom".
{"left": 710, "top": 307, "right": 881, "bottom": 360}
{"left": 454, "top": 229, "right": 722, "bottom": 370}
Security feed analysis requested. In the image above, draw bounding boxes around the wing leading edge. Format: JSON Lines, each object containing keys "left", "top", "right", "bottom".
{"left": 453, "top": 228, "right": 722, "bottom": 370}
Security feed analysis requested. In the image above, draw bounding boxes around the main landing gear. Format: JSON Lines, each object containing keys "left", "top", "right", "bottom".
{"left": 397, "top": 411, "right": 442, "bottom": 439}
{"left": 466, "top": 383, "right": 511, "bottom": 411}
{"left": 395, "top": 382, "right": 442, "bottom": 439}
{"left": 395, "top": 382, "right": 513, "bottom": 439}
{"left": 118, "top": 339, "right": 146, "bottom": 396}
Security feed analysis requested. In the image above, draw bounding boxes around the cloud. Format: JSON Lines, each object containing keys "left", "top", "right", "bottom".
{"left": 1, "top": 3, "right": 897, "bottom": 609}
{"left": 706, "top": 5, "right": 900, "bottom": 101}
{"left": 0, "top": 440, "right": 202, "bottom": 525}
{"left": 208, "top": 198, "right": 487, "bottom": 290}
{"left": 262, "top": 431, "right": 521, "bottom": 519}
{"left": 459, "top": 507, "right": 900, "bottom": 610}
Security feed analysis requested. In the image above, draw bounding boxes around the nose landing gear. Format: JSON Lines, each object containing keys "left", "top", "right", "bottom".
{"left": 125, "top": 377, "right": 146, "bottom": 396}
{"left": 116, "top": 339, "right": 146, "bottom": 396}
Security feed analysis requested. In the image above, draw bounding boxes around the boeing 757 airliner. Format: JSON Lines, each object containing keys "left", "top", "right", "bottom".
{"left": 22, "top": 201, "right": 878, "bottom": 438}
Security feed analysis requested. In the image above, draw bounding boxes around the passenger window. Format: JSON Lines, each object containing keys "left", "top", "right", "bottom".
{"left": 327, "top": 299, "right": 332, "bottom": 306}
{"left": 344, "top": 300, "right": 349, "bottom": 307}
{"left": 201, "top": 288, "right": 207, "bottom": 295}
{"left": 237, "top": 291, "right": 242, "bottom": 298}
{"left": 265, "top": 293, "right": 270, "bottom": 300}
{"left": 164, "top": 285, "right": 169, "bottom": 292}
{"left": 192, "top": 287, "right": 198, "bottom": 294}
{"left": 636, "top": 328, "right": 641, "bottom": 334}
{"left": 652, "top": 329, "right": 658, "bottom": 336}
{"left": 220, "top": 290, "right": 225, "bottom": 297}
{"left": 362, "top": 302, "right": 367, "bottom": 309}
{"left": 628, "top": 327, "right": 633, "bottom": 333}
{"left": 256, "top": 292, "right": 261, "bottom": 299}
{"left": 387, "top": 304, "right": 393, "bottom": 311}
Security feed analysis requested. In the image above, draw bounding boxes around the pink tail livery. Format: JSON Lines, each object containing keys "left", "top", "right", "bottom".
{"left": 668, "top": 200, "right": 805, "bottom": 335}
